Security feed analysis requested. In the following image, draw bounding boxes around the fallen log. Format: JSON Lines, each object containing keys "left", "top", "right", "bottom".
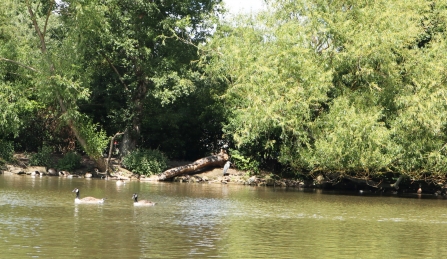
{"left": 157, "top": 150, "right": 229, "bottom": 181}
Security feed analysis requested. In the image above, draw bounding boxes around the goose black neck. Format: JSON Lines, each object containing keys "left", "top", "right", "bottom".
{"left": 76, "top": 191, "right": 80, "bottom": 199}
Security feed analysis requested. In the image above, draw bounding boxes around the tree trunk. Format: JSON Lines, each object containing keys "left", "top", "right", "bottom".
{"left": 119, "top": 130, "right": 133, "bottom": 158}
{"left": 157, "top": 150, "right": 229, "bottom": 181}
{"left": 105, "top": 131, "right": 125, "bottom": 173}
{"left": 95, "top": 158, "right": 107, "bottom": 172}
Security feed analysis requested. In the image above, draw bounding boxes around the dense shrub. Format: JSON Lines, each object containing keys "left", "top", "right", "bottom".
{"left": 122, "top": 149, "right": 168, "bottom": 176}
{"left": 29, "top": 146, "right": 53, "bottom": 168}
{"left": 230, "top": 149, "right": 260, "bottom": 175}
{"left": 57, "top": 152, "right": 82, "bottom": 171}
{"left": 0, "top": 139, "right": 14, "bottom": 164}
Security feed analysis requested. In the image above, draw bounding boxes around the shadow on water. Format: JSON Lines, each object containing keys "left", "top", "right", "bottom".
{"left": 314, "top": 188, "right": 447, "bottom": 200}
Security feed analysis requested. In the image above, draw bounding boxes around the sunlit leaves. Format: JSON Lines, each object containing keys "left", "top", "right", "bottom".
{"left": 0, "top": 0, "right": 39, "bottom": 136}
{"left": 309, "top": 96, "right": 397, "bottom": 173}
{"left": 206, "top": 0, "right": 447, "bottom": 177}
{"left": 77, "top": 115, "right": 108, "bottom": 159}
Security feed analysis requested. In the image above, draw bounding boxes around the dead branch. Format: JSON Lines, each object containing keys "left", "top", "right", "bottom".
{"left": 105, "top": 131, "right": 126, "bottom": 174}
{"left": 157, "top": 150, "right": 229, "bottom": 181}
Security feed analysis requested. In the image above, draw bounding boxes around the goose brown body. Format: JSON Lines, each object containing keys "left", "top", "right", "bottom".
{"left": 132, "top": 193, "right": 156, "bottom": 206}
{"left": 73, "top": 188, "right": 105, "bottom": 204}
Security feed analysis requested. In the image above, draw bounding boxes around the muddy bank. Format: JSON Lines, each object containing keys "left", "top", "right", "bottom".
{"left": 1, "top": 154, "right": 307, "bottom": 188}
{"left": 1, "top": 153, "right": 139, "bottom": 180}
{"left": 2, "top": 153, "right": 444, "bottom": 197}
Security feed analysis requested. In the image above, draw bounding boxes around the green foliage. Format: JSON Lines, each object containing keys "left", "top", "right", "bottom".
{"left": 299, "top": 96, "right": 398, "bottom": 175}
{"left": 57, "top": 152, "right": 82, "bottom": 171}
{"left": 230, "top": 149, "right": 260, "bottom": 175}
{"left": 0, "top": 1, "right": 38, "bottom": 137}
{"left": 29, "top": 146, "right": 53, "bottom": 168}
{"left": 122, "top": 149, "right": 168, "bottom": 176}
{"left": 140, "top": 86, "right": 226, "bottom": 160}
{"left": 203, "top": 0, "right": 447, "bottom": 179}
{"left": 77, "top": 116, "right": 109, "bottom": 160}
{"left": 4, "top": 0, "right": 447, "bottom": 182}
{"left": 0, "top": 139, "right": 14, "bottom": 163}
{"left": 1, "top": 0, "right": 225, "bottom": 165}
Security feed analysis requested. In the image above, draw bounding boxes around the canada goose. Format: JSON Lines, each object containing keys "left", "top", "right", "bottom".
{"left": 72, "top": 188, "right": 105, "bottom": 204}
{"left": 33, "top": 171, "right": 43, "bottom": 177}
{"left": 116, "top": 179, "right": 125, "bottom": 186}
{"left": 60, "top": 171, "right": 74, "bottom": 178}
{"left": 132, "top": 193, "right": 156, "bottom": 206}
{"left": 48, "top": 168, "right": 57, "bottom": 176}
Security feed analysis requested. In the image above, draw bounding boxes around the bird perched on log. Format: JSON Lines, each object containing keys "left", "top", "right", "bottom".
{"left": 223, "top": 161, "right": 231, "bottom": 176}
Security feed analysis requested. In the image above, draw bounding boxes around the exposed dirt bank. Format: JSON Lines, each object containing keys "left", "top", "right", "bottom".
{"left": 3, "top": 154, "right": 443, "bottom": 197}
{"left": 1, "top": 153, "right": 309, "bottom": 188}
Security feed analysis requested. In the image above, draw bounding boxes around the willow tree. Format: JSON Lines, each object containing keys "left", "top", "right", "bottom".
{"left": 0, "top": 0, "right": 108, "bottom": 167}
{"left": 288, "top": 0, "right": 447, "bottom": 179}
{"left": 0, "top": 1, "right": 36, "bottom": 137}
{"left": 202, "top": 12, "right": 333, "bottom": 170}
{"left": 203, "top": 0, "right": 447, "bottom": 181}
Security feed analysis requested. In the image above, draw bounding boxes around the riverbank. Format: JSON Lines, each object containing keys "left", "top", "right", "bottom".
{"left": 1, "top": 153, "right": 310, "bottom": 188}
{"left": 2, "top": 153, "right": 441, "bottom": 195}
{"left": 166, "top": 167, "right": 308, "bottom": 188}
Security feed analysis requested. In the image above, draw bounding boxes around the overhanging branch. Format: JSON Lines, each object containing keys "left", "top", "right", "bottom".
{"left": 102, "top": 53, "right": 129, "bottom": 91}
{"left": 0, "top": 57, "right": 39, "bottom": 72}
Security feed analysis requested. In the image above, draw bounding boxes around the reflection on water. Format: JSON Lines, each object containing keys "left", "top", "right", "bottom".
{"left": 2, "top": 174, "right": 447, "bottom": 258}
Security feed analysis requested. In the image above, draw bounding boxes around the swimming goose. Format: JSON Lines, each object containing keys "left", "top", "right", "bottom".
{"left": 59, "top": 171, "right": 72, "bottom": 177}
{"left": 132, "top": 193, "right": 156, "bottom": 206}
{"left": 32, "top": 171, "right": 43, "bottom": 177}
{"left": 72, "top": 188, "right": 105, "bottom": 204}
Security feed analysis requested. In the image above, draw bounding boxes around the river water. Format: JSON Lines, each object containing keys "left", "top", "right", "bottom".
{"left": 1, "top": 174, "right": 447, "bottom": 258}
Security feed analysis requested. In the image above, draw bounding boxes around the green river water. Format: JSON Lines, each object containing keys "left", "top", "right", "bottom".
{"left": 1, "top": 174, "right": 447, "bottom": 258}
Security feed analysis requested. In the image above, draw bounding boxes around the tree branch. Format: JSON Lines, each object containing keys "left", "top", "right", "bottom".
{"left": 0, "top": 57, "right": 39, "bottom": 72}
{"left": 43, "top": 0, "right": 56, "bottom": 38}
{"left": 102, "top": 53, "right": 129, "bottom": 91}
{"left": 106, "top": 131, "right": 126, "bottom": 174}
{"left": 26, "top": 0, "right": 46, "bottom": 53}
